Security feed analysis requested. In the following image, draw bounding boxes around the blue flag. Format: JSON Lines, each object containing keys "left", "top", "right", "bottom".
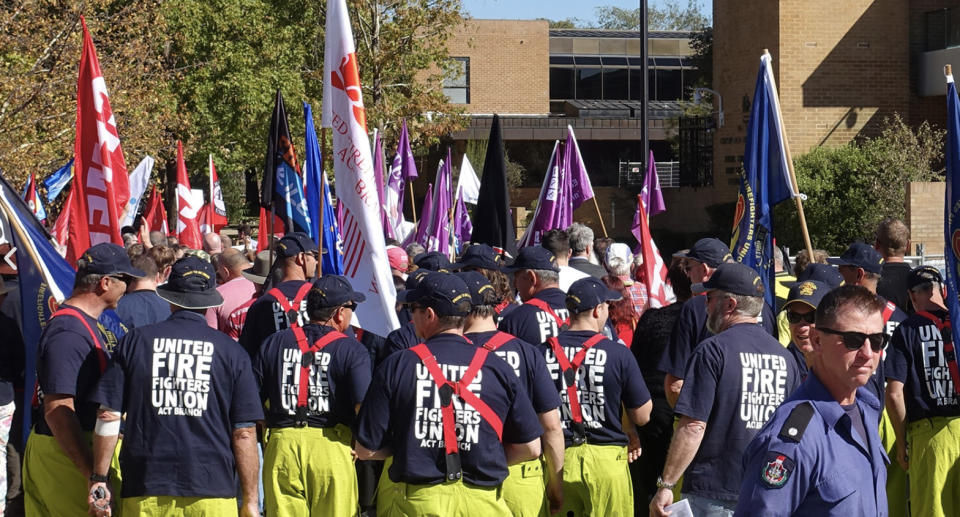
{"left": 944, "top": 73, "right": 960, "bottom": 361}
{"left": 303, "top": 102, "right": 344, "bottom": 275}
{"left": 275, "top": 161, "right": 311, "bottom": 236}
{"left": 43, "top": 158, "right": 74, "bottom": 203}
{"left": 730, "top": 53, "right": 797, "bottom": 308}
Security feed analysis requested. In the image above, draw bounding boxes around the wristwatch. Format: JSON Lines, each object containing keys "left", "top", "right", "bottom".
{"left": 89, "top": 472, "right": 110, "bottom": 483}
{"left": 656, "top": 476, "right": 677, "bottom": 490}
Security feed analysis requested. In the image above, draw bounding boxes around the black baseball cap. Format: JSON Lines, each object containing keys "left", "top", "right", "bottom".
{"left": 452, "top": 244, "right": 502, "bottom": 271}
{"left": 828, "top": 243, "right": 884, "bottom": 274}
{"left": 156, "top": 256, "right": 224, "bottom": 309}
{"left": 674, "top": 238, "right": 732, "bottom": 268}
{"left": 397, "top": 272, "right": 472, "bottom": 316}
{"left": 414, "top": 251, "right": 452, "bottom": 272}
{"left": 502, "top": 246, "right": 560, "bottom": 273}
{"left": 786, "top": 263, "right": 843, "bottom": 288}
{"left": 276, "top": 232, "right": 318, "bottom": 258}
{"left": 77, "top": 243, "right": 146, "bottom": 278}
{"left": 692, "top": 262, "right": 764, "bottom": 297}
{"left": 566, "top": 277, "right": 623, "bottom": 314}
{"left": 907, "top": 266, "right": 943, "bottom": 290}
{"left": 309, "top": 275, "right": 366, "bottom": 307}
{"left": 784, "top": 280, "right": 829, "bottom": 310}
{"left": 454, "top": 271, "right": 497, "bottom": 305}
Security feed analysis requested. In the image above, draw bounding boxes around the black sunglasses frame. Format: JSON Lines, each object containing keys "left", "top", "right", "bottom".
{"left": 817, "top": 327, "right": 885, "bottom": 352}
{"left": 786, "top": 311, "right": 816, "bottom": 325}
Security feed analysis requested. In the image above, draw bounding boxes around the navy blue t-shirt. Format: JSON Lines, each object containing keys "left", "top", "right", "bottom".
{"left": 35, "top": 304, "right": 113, "bottom": 435}
{"left": 116, "top": 289, "right": 172, "bottom": 329}
{"left": 380, "top": 321, "right": 420, "bottom": 364}
{"left": 498, "top": 288, "right": 570, "bottom": 345}
{"left": 786, "top": 342, "right": 809, "bottom": 382}
{"left": 90, "top": 310, "right": 264, "bottom": 498}
{"left": 540, "top": 330, "right": 651, "bottom": 446}
{"left": 238, "top": 280, "right": 312, "bottom": 357}
{"left": 674, "top": 323, "right": 801, "bottom": 501}
{"left": 658, "top": 295, "right": 777, "bottom": 379}
{"left": 885, "top": 309, "right": 960, "bottom": 421}
{"left": 465, "top": 330, "right": 561, "bottom": 414}
{"left": 355, "top": 333, "right": 542, "bottom": 486}
{"left": 869, "top": 300, "right": 906, "bottom": 405}
{"left": 253, "top": 324, "right": 371, "bottom": 428}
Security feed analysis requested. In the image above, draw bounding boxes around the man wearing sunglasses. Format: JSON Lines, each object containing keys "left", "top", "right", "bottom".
{"left": 252, "top": 275, "right": 371, "bottom": 516}
{"left": 885, "top": 266, "right": 960, "bottom": 517}
{"left": 736, "top": 285, "right": 889, "bottom": 516}
{"left": 782, "top": 281, "right": 829, "bottom": 379}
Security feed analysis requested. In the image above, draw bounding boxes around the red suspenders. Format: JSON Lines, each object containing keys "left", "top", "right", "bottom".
{"left": 524, "top": 297, "right": 569, "bottom": 330}
{"left": 268, "top": 283, "right": 313, "bottom": 328}
{"left": 53, "top": 308, "right": 108, "bottom": 373}
{"left": 290, "top": 326, "right": 346, "bottom": 426}
{"left": 481, "top": 331, "right": 514, "bottom": 352}
{"left": 547, "top": 333, "right": 606, "bottom": 445}
{"left": 409, "top": 342, "right": 503, "bottom": 481}
{"left": 881, "top": 302, "right": 896, "bottom": 325}
{"left": 914, "top": 310, "right": 960, "bottom": 395}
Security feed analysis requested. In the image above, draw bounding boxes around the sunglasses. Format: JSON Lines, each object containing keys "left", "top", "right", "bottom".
{"left": 786, "top": 311, "right": 816, "bottom": 325}
{"left": 342, "top": 302, "right": 358, "bottom": 311}
{"left": 817, "top": 327, "right": 885, "bottom": 352}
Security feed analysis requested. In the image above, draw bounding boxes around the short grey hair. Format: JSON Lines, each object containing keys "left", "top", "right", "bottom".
{"left": 605, "top": 257, "right": 630, "bottom": 276}
{"left": 714, "top": 289, "right": 764, "bottom": 318}
{"left": 567, "top": 223, "right": 594, "bottom": 255}
{"left": 530, "top": 268, "right": 559, "bottom": 285}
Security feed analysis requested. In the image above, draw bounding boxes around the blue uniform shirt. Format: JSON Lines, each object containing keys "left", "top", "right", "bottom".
{"left": 735, "top": 373, "right": 889, "bottom": 516}
{"left": 380, "top": 320, "right": 419, "bottom": 364}
{"left": 116, "top": 289, "right": 172, "bottom": 329}
{"left": 465, "top": 330, "right": 562, "bottom": 414}
{"left": 498, "top": 288, "right": 570, "bottom": 345}
{"left": 253, "top": 324, "right": 371, "bottom": 428}
{"left": 885, "top": 309, "right": 960, "bottom": 421}
{"left": 239, "top": 280, "right": 312, "bottom": 357}
{"left": 674, "top": 323, "right": 802, "bottom": 501}
{"left": 355, "top": 333, "right": 542, "bottom": 486}
{"left": 90, "top": 310, "right": 264, "bottom": 498}
{"left": 541, "top": 330, "right": 651, "bottom": 446}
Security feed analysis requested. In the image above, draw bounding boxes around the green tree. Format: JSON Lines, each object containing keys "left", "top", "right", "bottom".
{"left": 689, "top": 26, "right": 712, "bottom": 87}
{"left": 595, "top": 0, "right": 711, "bottom": 31}
{"left": 541, "top": 18, "right": 580, "bottom": 29}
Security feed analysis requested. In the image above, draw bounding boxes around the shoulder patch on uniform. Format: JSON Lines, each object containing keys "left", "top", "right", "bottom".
{"left": 761, "top": 451, "right": 795, "bottom": 488}
{"left": 778, "top": 402, "right": 814, "bottom": 443}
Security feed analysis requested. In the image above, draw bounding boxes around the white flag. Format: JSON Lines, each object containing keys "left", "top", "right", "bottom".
{"left": 322, "top": 0, "right": 399, "bottom": 337}
{"left": 120, "top": 155, "right": 154, "bottom": 227}
{"left": 457, "top": 154, "right": 480, "bottom": 205}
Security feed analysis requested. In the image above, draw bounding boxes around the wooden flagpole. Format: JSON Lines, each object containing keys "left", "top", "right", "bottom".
{"left": 318, "top": 127, "right": 327, "bottom": 277}
{"left": 763, "top": 49, "right": 814, "bottom": 260}
{"left": 592, "top": 197, "right": 608, "bottom": 238}
{"left": 408, "top": 183, "right": 417, "bottom": 225}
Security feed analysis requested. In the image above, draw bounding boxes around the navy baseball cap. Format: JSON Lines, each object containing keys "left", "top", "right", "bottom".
{"left": 907, "top": 266, "right": 943, "bottom": 290}
{"left": 309, "top": 275, "right": 366, "bottom": 307}
{"left": 276, "top": 232, "right": 318, "bottom": 258}
{"left": 414, "top": 251, "right": 452, "bottom": 272}
{"left": 455, "top": 271, "right": 497, "bottom": 305}
{"left": 566, "top": 277, "right": 623, "bottom": 314}
{"left": 502, "top": 246, "right": 560, "bottom": 273}
{"left": 674, "top": 238, "right": 732, "bottom": 268}
{"left": 692, "top": 262, "right": 764, "bottom": 297}
{"left": 828, "top": 243, "right": 884, "bottom": 274}
{"left": 452, "top": 244, "right": 502, "bottom": 271}
{"left": 784, "top": 280, "right": 829, "bottom": 310}
{"left": 156, "top": 256, "right": 223, "bottom": 309}
{"left": 786, "top": 263, "right": 843, "bottom": 288}
{"left": 77, "top": 243, "right": 146, "bottom": 278}
{"left": 397, "top": 272, "right": 472, "bottom": 316}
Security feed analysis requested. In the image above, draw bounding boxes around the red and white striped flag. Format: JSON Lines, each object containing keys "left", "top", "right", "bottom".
{"left": 321, "top": 0, "right": 399, "bottom": 336}
{"left": 66, "top": 16, "right": 131, "bottom": 264}
{"left": 175, "top": 140, "right": 202, "bottom": 249}
{"left": 632, "top": 194, "right": 673, "bottom": 308}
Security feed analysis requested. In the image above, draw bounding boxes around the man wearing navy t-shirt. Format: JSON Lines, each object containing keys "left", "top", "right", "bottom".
{"left": 544, "top": 277, "right": 652, "bottom": 516}
{"left": 458, "top": 271, "right": 565, "bottom": 516}
{"left": 782, "top": 280, "right": 830, "bottom": 380}
{"left": 651, "top": 263, "right": 800, "bottom": 517}
{"left": 380, "top": 269, "right": 433, "bottom": 364}
{"left": 253, "top": 275, "right": 371, "bottom": 516}
{"left": 87, "top": 256, "right": 263, "bottom": 516}
{"left": 886, "top": 266, "right": 960, "bottom": 517}
{"left": 355, "top": 273, "right": 542, "bottom": 516}
{"left": 239, "top": 232, "right": 318, "bottom": 357}
{"left": 22, "top": 243, "right": 145, "bottom": 517}
{"left": 498, "top": 246, "right": 571, "bottom": 346}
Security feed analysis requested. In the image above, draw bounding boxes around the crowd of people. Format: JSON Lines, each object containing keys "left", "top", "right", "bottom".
{"left": 0, "top": 215, "right": 957, "bottom": 516}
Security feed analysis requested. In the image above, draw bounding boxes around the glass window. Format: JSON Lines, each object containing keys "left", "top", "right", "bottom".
{"left": 601, "top": 56, "right": 627, "bottom": 66}
{"left": 656, "top": 69, "right": 682, "bottom": 100}
{"left": 443, "top": 57, "right": 469, "bottom": 104}
{"left": 629, "top": 68, "right": 650, "bottom": 101}
{"left": 574, "top": 56, "right": 602, "bottom": 66}
{"left": 603, "top": 68, "right": 629, "bottom": 100}
{"left": 550, "top": 56, "right": 575, "bottom": 65}
{"left": 576, "top": 67, "right": 603, "bottom": 99}
{"left": 550, "top": 67, "right": 576, "bottom": 100}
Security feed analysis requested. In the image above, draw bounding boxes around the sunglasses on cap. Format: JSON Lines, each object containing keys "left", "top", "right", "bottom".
{"left": 817, "top": 327, "right": 886, "bottom": 353}
{"left": 786, "top": 311, "right": 816, "bottom": 325}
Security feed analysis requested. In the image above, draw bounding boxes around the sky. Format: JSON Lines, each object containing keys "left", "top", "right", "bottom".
{"left": 461, "top": 0, "right": 711, "bottom": 25}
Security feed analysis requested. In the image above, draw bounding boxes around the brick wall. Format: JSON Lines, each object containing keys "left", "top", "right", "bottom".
{"left": 906, "top": 181, "right": 944, "bottom": 255}
{"left": 446, "top": 20, "right": 549, "bottom": 115}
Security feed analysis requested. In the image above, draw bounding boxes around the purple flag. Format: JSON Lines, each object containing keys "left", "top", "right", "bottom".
{"left": 373, "top": 131, "right": 392, "bottom": 238}
{"left": 427, "top": 149, "right": 453, "bottom": 255}
{"left": 519, "top": 141, "right": 569, "bottom": 248}
{"left": 386, "top": 120, "right": 416, "bottom": 240}
{"left": 565, "top": 125, "right": 594, "bottom": 209}
{"left": 407, "top": 182, "right": 433, "bottom": 247}
{"left": 642, "top": 150, "right": 666, "bottom": 217}
{"left": 454, "top": 188, "right": 473, "bottom": 250}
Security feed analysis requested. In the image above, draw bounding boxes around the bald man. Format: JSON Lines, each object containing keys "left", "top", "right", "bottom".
{"left": 206, "top": 251, "right": 257, "bottom": 332}
{"left": 203, "top": 232, "right": 224, "bottom": 254}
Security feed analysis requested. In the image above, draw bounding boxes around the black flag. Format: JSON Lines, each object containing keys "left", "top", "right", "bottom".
{"left": 260, "top": 89, "right": 307, "bottom": 234}
{"left": 471, "top": 115, "right": 517, "bottom": 257}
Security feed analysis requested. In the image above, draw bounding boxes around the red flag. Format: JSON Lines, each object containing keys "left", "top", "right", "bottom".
{"left": 53, "top": 187, "right": 74, "bottom": 247}
{"left": 209, "top": 154, "right": 228, "bottom": 232}
{"left": 23, "top": 174, "right": 46, "bottom": 222}
{"left": 143, "top": 184, "right": 169, "bottom": 235}
{"left": 632, "top": 194, "right": 672, "bottom": 308}
{"left": 256, "top": 206, "right": 284, "bottom": 253}
{"left": 175, "top": 141, "right": 202, "bottom": 248}
{"left": 198, "top": 203, "right": 212, "bottom": 235}
{"left": 67, "top": 16, "right": 131, "bottom": 263}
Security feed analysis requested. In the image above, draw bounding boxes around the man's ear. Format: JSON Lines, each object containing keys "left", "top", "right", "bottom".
{"left": 810, "top": 328, "right": 823, "bottom": 353}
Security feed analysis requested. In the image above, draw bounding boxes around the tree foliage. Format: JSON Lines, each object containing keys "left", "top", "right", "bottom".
{"left": 774, "top": 115, "right": 944, "bottom": 254}
{"left": 595, "top": 0, "right": 711, "bottom": 31}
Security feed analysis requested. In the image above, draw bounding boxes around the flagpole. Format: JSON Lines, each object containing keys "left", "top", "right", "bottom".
{"left": 592, "top": 197, "right": 608, "bottom": 238}
{"left": 408, "top": 183, "right": 417, "bottom": 225}
{"left": 763, "top": 49, "right": 814, "bottom": 260}
{"left": 319, "top": 127, "right": 327, "bottom": 277}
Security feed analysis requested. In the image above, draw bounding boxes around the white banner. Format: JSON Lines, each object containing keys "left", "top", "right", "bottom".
{"left": 120, "top": 155, "right": 154, "bottom": 228}
{"left": 457, "top": 154, "right": 480, "bottom": 204}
